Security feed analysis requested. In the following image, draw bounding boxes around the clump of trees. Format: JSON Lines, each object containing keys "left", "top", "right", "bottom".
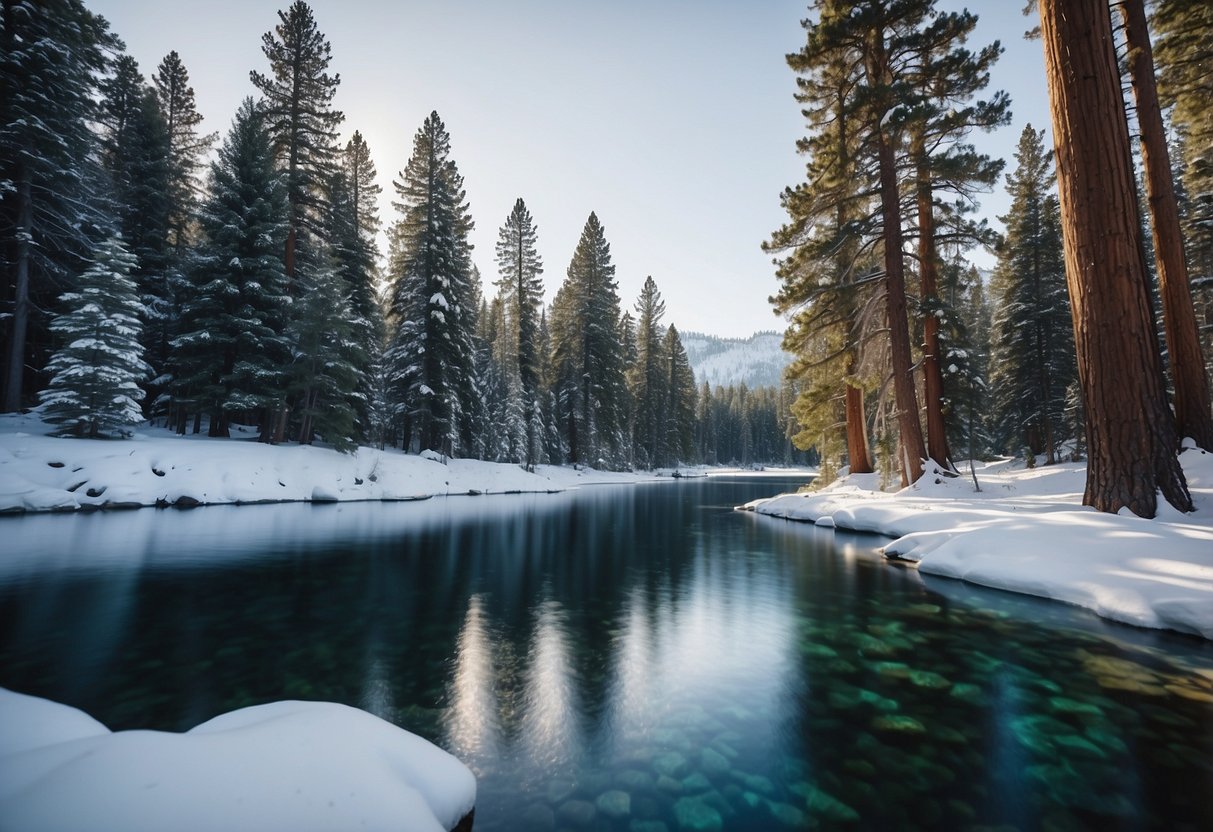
{"left": 1, "top": 0, "right": 795, "bottom": 469}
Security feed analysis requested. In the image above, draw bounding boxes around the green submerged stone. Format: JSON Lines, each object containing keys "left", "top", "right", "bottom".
{"left": 673, "top": 796, "right": 724, "bottom": 832}
{"left": 596, "top": 790, "right": 632, "bottom": 820}
{"left": 872, "top": 715, "right": 927, "bottom": 734}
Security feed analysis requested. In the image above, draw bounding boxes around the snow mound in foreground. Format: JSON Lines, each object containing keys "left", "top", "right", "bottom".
{"left": 0, "top": 689, "right": 475, "bottom": 832}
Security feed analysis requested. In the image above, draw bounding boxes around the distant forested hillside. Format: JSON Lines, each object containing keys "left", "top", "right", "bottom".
{"left": 682, "top": 331, "right": 790, "bottom": 388}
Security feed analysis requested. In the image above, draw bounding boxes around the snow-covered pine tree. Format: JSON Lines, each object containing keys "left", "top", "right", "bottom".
{"left": 287, "top": 260, "right": 359, "bottom": 451}
{"left": 250, "top": 0, "right": 343, "bottom": 282}
{"left": 385, "top": 112, "right": 479, "bottom": 455}
{"left": 39, "top": 237, "right": 149, "bottom": 438}
{"left": 328, "top": 130, "right": 385, "bottom": 440}
{"left": 1, "top": 0, "right": 116, "bottom": 412}
{"left": 99, "top": 55, "right": 175, "bottom": 412}
{"left": 494, "top": 198, "right": 545, "bottom": 469}
{"left": 550, "top": 213, "right": 628, "bottom": 468}
{"left": 988, "top": 125, "right": 1075, "bottom": 462}
{"left": 170, "top": 98, "right": 291, "bottom": 438}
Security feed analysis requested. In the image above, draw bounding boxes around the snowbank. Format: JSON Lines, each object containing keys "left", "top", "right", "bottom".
{"left": 0, "top": 410, "right": 666, "bottom": 514}
{"left": 743, "top": 450, "right": 1213, "bottom": 639}
{"left": 0, "top": 688, "right": 475, "bottom": 832}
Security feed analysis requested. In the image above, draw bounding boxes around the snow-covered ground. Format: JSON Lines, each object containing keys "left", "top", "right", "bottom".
{"left": 0, "top": 688, "right": 475, "bottom": 832}
{"left": 742, "top": 448, "right": 1213, "bottom": 639}
{"left": 0, "top": 410, "right": 704, "bottom": 514}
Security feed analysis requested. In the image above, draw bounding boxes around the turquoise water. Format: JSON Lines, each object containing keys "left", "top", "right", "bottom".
{"left": 1, "top": 477, "right": 1211, "bottom": 830}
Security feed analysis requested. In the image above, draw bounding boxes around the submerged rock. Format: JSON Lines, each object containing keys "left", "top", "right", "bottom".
{"left": 682, "top": 772, "right": 712, "bottom": 794}
{"left": 653, "top": 751, "right": 690, "bottom": 779}
{"left": 596, "top": 790, "right": 632, "bottom": 820}
{"left": 673, "top": 796, "right": 724, "bottom": 832}
{"left": 871, "top": 715, "right": 926, "bottom": 735}
{"left": 766, "top": 800, "right": 807, "bottom": 827}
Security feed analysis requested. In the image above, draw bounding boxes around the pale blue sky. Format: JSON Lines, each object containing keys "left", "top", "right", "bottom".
{"left": 92, "top": 0, "right": 1050, "bottom": 338}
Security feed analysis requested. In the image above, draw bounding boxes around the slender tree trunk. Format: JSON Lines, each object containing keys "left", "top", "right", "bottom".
{"left": 845, "top": 354, "right": 874, "bottom": 474}
{"left": 876, "top": 132, "right": 927, "bottom": 486}
{"left": 1039, "top": 0, "right": 1192, "bottom": 516}
{"left": 1119, "top": 0, "right": 1213, "bottom": 451}
{"left": 914, "top": 134, "right": 951, "bottom": 469}
{"left": 2, "top": 168, "right": 32, "bottom": 412}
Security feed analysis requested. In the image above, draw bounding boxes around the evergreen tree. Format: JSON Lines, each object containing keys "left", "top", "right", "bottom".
{"left": 287, "top": 260, "right": 360, "bottom": 450}
{"left": 550, "top": 213, "right": 628, "bottom": 468}
{"left": 171, "top": 99, "right": 291, "bottom": 438}
{"left": 153, "top": 51, "right": 215, "bottom": 252}
{"left": 99, "top": 56, "right": 175, "bottom": 407}
{"left": 250, "top": 0, "right": 343, "bottom": 280}
{"left": 662, "top": 324, "right": 697, "bottom": 466}
{"left": 494, "top": 198, "right": 545, "bottom": 468}
{"left": 905, "top": 9, "right": 1009, "bottom": 468}
{"left": 2, "top": 0, "right": 116, "bottom": 412}
{"left": 1038, "top": 0, "right": 1191, "bottom": 516}
{"left": 385, "top": 111, "right": 479, "bottom": 455}
{"left": 39, "top": 237, "right": 149, "bottom": 438}
{"left": 628, "top": 276, "right": 668, "bottom": 468}
{"left": 329, "top": 130, "right": 384, "bottom": 439}
{"left": 1153, "top": 0, "right": 1213, "bottom": 363}
{"left": 988, "top": 125, "right": 1075, "bottom": 461}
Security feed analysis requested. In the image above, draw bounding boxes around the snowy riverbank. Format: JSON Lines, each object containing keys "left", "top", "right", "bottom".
{"left": 0, "top": 410, "right": 770, "bottom": 515}
{"left": 0, "top": 688, "right": 475, "bottom": 832}
{"left": 742, "top": 448, "right": 1213, "bottom": 639}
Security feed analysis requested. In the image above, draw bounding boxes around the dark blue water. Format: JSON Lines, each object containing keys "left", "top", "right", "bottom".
{"left": 1, "top": 477, "right": 1211, "bottom": 831}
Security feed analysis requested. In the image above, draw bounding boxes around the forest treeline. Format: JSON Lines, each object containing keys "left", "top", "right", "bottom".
{"left": 769, "top": 0, "right": 1212, "bottom": 516}
{"left": 0, "top": 0, "right": 809, "bottom": 470}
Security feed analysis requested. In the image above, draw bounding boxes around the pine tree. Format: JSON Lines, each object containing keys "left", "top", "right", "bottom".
{"left": 1152, "top": 0, "right": 1213, "bottom": 368}
{"left": 1038, "top": 0, "right": 1192, "bottom": 515}
{"left": 99, "top": 56, "right": 175, "bottom": 408}
{"left": 385, "top": 111, "right": 479, "bottom": 455}
{"left": 1117, "top": 0, "right": 1213, "bottom": 451}
{"left": 170, "top": 99, "right": 291, "bottom": 438}
{"left": 153, "top": 51, "right": 215, "bottom": 252}
{"left": 988, "top": 125, "right": 1075, "bottom": 461}
{"left": 628, "top": 276, "right": 668, "bottom": 468}
{"left": 39, "top": 237, "right": 149, "bottom": 438}
{"left": 2, "top": 0, "right": 116, "bottom": 412}
{"left": 905, "top": 9, "right": 1009, "bottom": 468}
{"left": 494, "top": 198, "right": 545, "bottom": 468}
{"left": 329, "top": 130, "right": 384, "bottom": 439}
{"left": 288, "top": 260, "right": 360, "bottom": 450}
{"left": 550, "top": 213, "right": 628, "bottom": 468}
{"left": 250, "top": 0, "right": 343, "bottom": 280}
{"left": 662, "top": 324, "right": 697, "bottom": 466}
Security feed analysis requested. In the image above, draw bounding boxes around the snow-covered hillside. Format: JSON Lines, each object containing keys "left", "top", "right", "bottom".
{"left": 682, "top": 330, "right": 790, "bottom": 388}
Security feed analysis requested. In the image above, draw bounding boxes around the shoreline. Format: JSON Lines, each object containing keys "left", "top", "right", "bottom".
{"left": 742, "top": 450, "right": 1213, "bottom": 640}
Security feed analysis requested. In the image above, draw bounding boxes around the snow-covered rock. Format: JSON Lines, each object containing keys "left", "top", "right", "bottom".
{"left": 0, "top": 688, "right": 475, "bottom": 832}
{"left": 744, "top": 451, "right": 1213, "bottom": 639}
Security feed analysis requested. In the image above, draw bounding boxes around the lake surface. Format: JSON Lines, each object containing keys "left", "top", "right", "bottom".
{"left": 1, "top": 476, "right": 1212, "bottom": 831}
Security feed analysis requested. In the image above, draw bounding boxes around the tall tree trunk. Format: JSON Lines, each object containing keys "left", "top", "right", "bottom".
{"left": 2, "top": 168, "right": 32, "bottom": 412}
{"left": 876, "top": 129, "right": 927, "bottom": 486}
{"left": 1119, "top": 0, "right": 1213, "bottom": 451}
{"left": 1038, "top": 0, "right": 1192, "bottom": 516}
{"left": 913, "top": 132, "right": 951, "bottom": 469}
{"left": 845, "top": 354, "right": 874, "bottom": 474}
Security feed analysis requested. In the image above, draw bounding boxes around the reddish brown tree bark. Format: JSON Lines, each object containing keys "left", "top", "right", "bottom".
{"left": 867, "top": 34, "right": 927, "bottom": 487}
{"left": 1118, "top": 0, "right": 1213, "bottom": 451}
{"left": 845, "top": 361, "right": 874, "bottom": 474}
{"left": 913, "top": 130, "right": 951, "bottom": 470}
{"left": 1039, "top": 0, "right": 1192, "bottom": 516}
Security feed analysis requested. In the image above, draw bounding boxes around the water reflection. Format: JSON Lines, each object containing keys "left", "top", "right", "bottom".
{"left": 1, "top": 478, "right": 1211, "bottom": 830}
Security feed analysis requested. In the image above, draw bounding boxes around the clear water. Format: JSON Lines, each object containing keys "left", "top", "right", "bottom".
{"left": 1, "top": 477, "right": 1211, "bottom": 831}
